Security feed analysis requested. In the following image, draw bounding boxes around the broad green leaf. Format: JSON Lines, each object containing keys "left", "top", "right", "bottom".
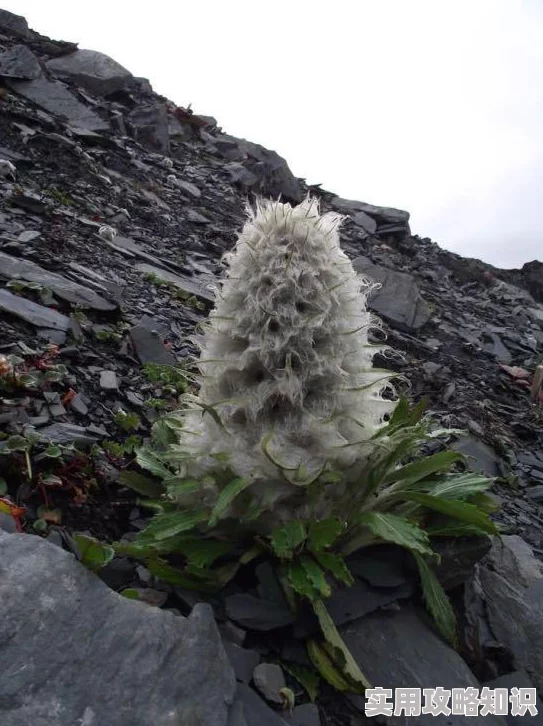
{"left": 306, "top": 640, "right": 352, "bottom": 692}
{"left": 412, "top": 551, "right": 457, "bottom": 646}
{"left": 44, "top": 444, "right": 62, "bottom": 458}
{"left": 468, "top": 491, "right": 501, "bottom": 513}
{"left": 165, "top": 476, "right": 202, "bottom": 498}
{"left": 388, "top": 397, "right": 409, "bottom": 427}
{"left": 383, "top": 451, "right": 464, "bottom": 487}
{"left": 356, "top": 512, "right": 432, "bottom": 556}
{"left": 312, "top": 598, "right": 372, "bottom": 691}
{"left": 73, "top": 534, "right": 115, "bottom": 571}
{"left": 308, "top": 518, "right": 345, "bottom": 552}
{"left": 140, "top": 510, "right": 208, "bottom": 541}
{"left": 119, "top": 470, "right": 165, "bottom": 498}
{"left": 146, "top": 558, "right": 217, "bottom": 592}
{"left": 286, "top": 559, "right": 317, "bottom": 600}
{"left": 427, "top": 522, "right": 493, "bottom": 538}
{"left": 177, "top": 538, "right": 234, "bottom": 568}
{"left": 135, "top": 446, "right": 170, "bottom": 479}
{"left": 282, "top": 663, "right": 320, "bottom": 703}
{"left": 300, "top": 556, "right": 331, "bottom": 598}
{"left": 269, "top": 520, "right": 306, "bottom": 559}
{"left": 402, "top": 492, "right": 498, "bottom": 534}
{"left": 429, "top": 473, "right": 494, "bottom": 500}
{"left": 313, "top": 551, "right": 354, "bottom": 587}
{"left": 208, "top": 477, "right": 252, "bottom": 527}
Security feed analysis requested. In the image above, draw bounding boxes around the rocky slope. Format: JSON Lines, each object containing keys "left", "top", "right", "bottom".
{"left": 1, "top": 8, "right": 543, "bottom": 726}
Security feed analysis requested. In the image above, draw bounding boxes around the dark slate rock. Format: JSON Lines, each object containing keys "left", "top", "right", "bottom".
{"left": 451, "top": 436, "right": 505, "bottom": 478}
{"left": 253, "top": 663, "right": 286, "bottom": 704}
{"left": 287, "top": 704, "right": 321, "bottom": 726}
{"left": 352, "top": 210, "right": 377, "bottom": 236}
{"left": 332, "top": 196, "right": 410, "bottom": 226}
{"left": 46, "top": 49, "right": 133, "bottom": 96}
{"left": 467, "top": 535, "right": 543, "bottom": 692}
{"left": 0, "top": 512, "right": 18, "bottom": 533}
{"left": 135, "top": 262, "right": 215, "bottom": 304}
{"left": 295, "top": 577, "right": 414, "bottom": 638}
{"left": 223, "top": 642, "right": 260, "bottom": 684}
{"left": 9, "top": 77, "right": 109, "bottom": 131}
{"left": 0, "top": 251, "right": 117, "bottom": 311}
{"left": 521, "top": 260, "right": 543, "bottom": 303}
{"left": 127, "top": 103, "right": 170, "bottom": 154}
{"left": 0, "top": 9, "right": 30, "bottom": 38}
{"left": 36, "top": 422, "right": 100, "bottom": 445}
{"left": 342, "top": 604, "right": 508, "bottom": 726}
{"left": 346, "top": 548, "right": 408, "bottom": 588}
{"left": 0, "top": 44, "right": 41, "bottom": 80}
{"left": 0, "top": 145, "right": 31, "bottom": 163}
{"left": 483, "top": 331, "right": 512, "bottom": 364}
{"left": 130, "top": 323, "right": 176, "bottom": 366}
{"left": 352, "top": 256, "right": 431, "bottom": 332}
{"left": 225, "top": 593, "right": 295, "bottom": 631}
{"left": 227, "top": 683, "right": 290, "bottom": 726}
{"left": 0, "top": 288, "right": 70, "bottom": 330}
{"left": 0, "top": 530, "right": 235, "bottom": 726}
{"left": 483, "top": 671, "right": 543, "bottom": 725}
{"left": 526, "top": 485, "right": 543, "bottom": 502}
{"left": 432, "top": 536, "right": 493, "bottom": 590}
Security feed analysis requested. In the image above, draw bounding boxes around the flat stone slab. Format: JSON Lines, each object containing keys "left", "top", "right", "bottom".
{"left": 46, "top": 49, "right": 133, "bottom": 97}
{"left": 0, "top": 530, "right": 235, "bottom": 726}
{"left": 352, "top": 256, "right": 431, "bottom": 332}
{"left": 136, "top": 261, "right": 216, "bottom": 304}
{"left": 332, "top": 196, "right": 410, "bottom": 225}
{"left": 0, "top": 251, "right": 117, "bottom": 311}
{"left": 341, "top": 604, "right": 507, "bottom": 725}
{"left": 0, "top": 288, "right": 70, "bottom": 330}
{"left": 9, "top": 77, "right": 109, "bottom": 131}
{"left": 0, "top": 44, "right": 41, "bottom": 80}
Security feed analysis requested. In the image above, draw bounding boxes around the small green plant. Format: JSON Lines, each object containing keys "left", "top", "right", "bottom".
{"left": 0, "top": 345, "right": 68, "bottom": 395}
{"left": 101, "top": 435, "right": 142, "bottom": 461}
{"left": 46, "top": 187, "right": 74, "bottom": 207}
{"left": 144, "top": 397, "right": 170, "bottom": 411}
{"left": 142, "top": 362, "right": 194, "bottom": 396}
{"left": 6, "top": 279, "right": 53, "bottom": 305}
{"left": 114, "top": 410, "right": 141, "bottom": 432}
{"left": 143, "top": 272, "right": 205, "bottom": 310}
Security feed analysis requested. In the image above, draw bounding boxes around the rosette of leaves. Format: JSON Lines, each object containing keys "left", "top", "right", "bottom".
{"left": 112, "top": 198, "right": 499, "bottom": 694}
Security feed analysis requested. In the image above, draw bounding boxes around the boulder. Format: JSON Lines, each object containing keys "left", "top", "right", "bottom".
{"left": 352, "top": 255, "right": 432, "bottom": 331}
{"left": 0, "top": 9, "right": 30, "bottom": 38}
{"left": 0, "top": 530, "right": 236, "bottom": 726}
{"left": 0, "top": 44, "right": 41, "bottom": 80}
{"left": 127, "top": 103, "right": 170, "bottom": 154}
{"left": 46, "top": 49, "right": 133, "bottom": 97}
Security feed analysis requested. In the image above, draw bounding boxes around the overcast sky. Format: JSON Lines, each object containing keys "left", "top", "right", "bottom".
{"left": 4, "top": 0, "right": 543, "bottom": 269}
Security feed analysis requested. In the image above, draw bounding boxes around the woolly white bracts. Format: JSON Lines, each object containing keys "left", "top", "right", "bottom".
{"left": 98, "top": 225, "right": 117, "bottom": 242}
{"left": 0, "top": 160, "right": 16, "bottom": 181}
{"left": 168, "top": 196, "right": 397, "bottom": 526}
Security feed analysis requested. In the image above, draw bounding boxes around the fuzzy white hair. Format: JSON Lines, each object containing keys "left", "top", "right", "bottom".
{"left": 0, "top": 160, "right": 16, "bottom": 180}
{"left": 168, "top": 196, "right": 398, "bottom": 527}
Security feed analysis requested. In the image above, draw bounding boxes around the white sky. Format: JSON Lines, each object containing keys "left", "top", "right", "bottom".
{"left": 4, "top": 0, "right": 543, "bottom": 269}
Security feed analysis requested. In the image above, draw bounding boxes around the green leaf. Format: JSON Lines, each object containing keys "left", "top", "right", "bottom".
{"left": 269, "top": 520, "right": 306, "bottom": 559}
{"left": 177, "top": 538, "right": 234, "bottom": 568}
{"left": 412, "top": 551, "right": 457, "bottom": 646}
{"left": 286, "top": 559, "right": 318, "bottom": 600}
{"left": 33, "top": 518, "right": 48, "bottom": 532}
{"left": 73, "top": 534, "right": 115, "bottom": 571}
{"left": 313, "top": 551, "right": 354, "bottom": 587}
{"left": 119, "top": 470, "right": 165, "bottom": 498}
{"left": 383, "top": 451, "right": 464, "bottom": 487}
{"left": 140, "top": 510, "right": 208, "bottom": 541}
{"left": 308, "top": 518, "right": 345, "bottom": 552}
{"left": 208, "top": 477, "right": 252, "bottom": 527}
{"left": 4, "top": 435, "right": 31, "bottom": 452}
{"left": 146, "top": 559, "right": 216, "bottom": 592}
{"left": 402, "top": 492, "right": 498, "bottom": 534}
{"left": 312, "top": 598, "right": 372, "bottom": 691}
{"left": 282, "top": 663, "right": 320, "bottom": 703}
{"left": 468, "top": 491, "right": 501, "bottom": 513}
{"left": 429, "top": 472, "right": 494, "bottom": 500}
{"left": 120, "top": 588, "right": 140, "bottom": 600}
{"left": 306, "top": 640, "right": 352, "bottom": 692}
{"left": 165, "top": 476, "right": 202, "bottom": 499}
{"left": 356, "top": 512, "right": 432, "bottom": 556}
{"left": 427, "top": 523, "right": 494, "bottom": 538}
{"left": 388, "top": 397, "right": 409, "bottom": 427}
{"left": 135, "top": 446, "right": 171, "bottom": 479}
{"left": 300, "top": 556, "right": 331, "bottom": 598}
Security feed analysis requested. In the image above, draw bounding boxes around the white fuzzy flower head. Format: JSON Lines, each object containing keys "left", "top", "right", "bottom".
{"left": 170, "top": 196, "right": 397, "bottom": 527}
{"left": 160, "top": 157, "right": 174, "bottom": 169}
{"left": 0, "top": 160, "right": 16, "bottom": 180}
{"left": 98, "top": 225, "right": 117, "bottom": 242}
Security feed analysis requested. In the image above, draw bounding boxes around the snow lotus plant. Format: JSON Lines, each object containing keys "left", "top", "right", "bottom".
{"left": 116, "top": 197, "right": 499, "bottom": 693}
